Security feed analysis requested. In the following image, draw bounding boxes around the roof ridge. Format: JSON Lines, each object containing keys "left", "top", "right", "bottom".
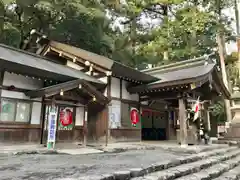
{"left": 142, "top": 53, "right": 215, "bottom": 74}
{"left": 0, "top": 43, "right": 102, "bottom": 83}
{"left": 148, "top": 60, "right": 207, "bottom": 75}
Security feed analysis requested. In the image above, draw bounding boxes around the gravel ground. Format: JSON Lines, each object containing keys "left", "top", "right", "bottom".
{"left": 0, "top": 149, "right": 191, "bottom": 180}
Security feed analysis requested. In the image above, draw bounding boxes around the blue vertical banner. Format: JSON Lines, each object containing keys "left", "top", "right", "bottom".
{"left": 47, "top": 112, "right": 57, "bottom": 148}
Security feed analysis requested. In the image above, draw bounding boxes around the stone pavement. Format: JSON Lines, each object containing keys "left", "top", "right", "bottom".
{"left": 0, "top": 143, "right": 234, "bottom": 180}
{"left": 0, "top": 143, "right": 103, "bottom": 155}
{"left": 0, "top": 141, "right": 229, "bottom": 156}
{"left": 0, "top": 146, "right": 192, "bottom": 180}
{"left": 93, "top": 141, "right": 228, "bottom": 154}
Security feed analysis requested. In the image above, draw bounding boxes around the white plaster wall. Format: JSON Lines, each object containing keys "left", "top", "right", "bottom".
{"left": 75, "top": 106, "right": 84, "bottom": 126}
{"left": 3, "top": 72, "right": 43, "bottom": 90}
{"left": 111, "top": 77, "right": 120, "bottom": 98}
{"left": 122, "top": 80, "right": 139, "bottom": 101}
{"left": 141, "top": 101, "right": 148, "bottom": 105}
{"left": 99, "top": 76, "right": 107, "bottom": 83}
{"left": 99, "top": 77, "right": 108, "bottom": 96}
{"left": 31, "top": 102, "right": 42, "bottom": 124}
{"left": 2, "top": 90, "right": 30, "bottom": 100}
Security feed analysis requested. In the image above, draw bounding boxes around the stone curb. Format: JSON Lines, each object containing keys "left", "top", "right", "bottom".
{"left": 100, "top": 146, "right": 156, "bottom": 153}
{"left": 99, "top": 145, "right": 216, "bottom": 154}
{"left": 12, "top": 149, "right": 62, "bottom": 155}
{"left": 97, "top": 147, "right": 237, "bottom": 180}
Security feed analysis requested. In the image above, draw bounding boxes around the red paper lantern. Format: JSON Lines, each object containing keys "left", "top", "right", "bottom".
{"left": 130, "top": 108, "right": 139, "bottom": 126}
{"left": 60, "top": 108, "right": 73, "bottom": 126}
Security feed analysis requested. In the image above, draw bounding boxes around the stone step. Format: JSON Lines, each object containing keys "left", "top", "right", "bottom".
{"left": 95, "top": 147, "right": 237, "bottom": 180}
{"left": 176, "top": 155, "right": 240, "bottom": 180}
{"left": 215, "top": 163, "right": 240, "bottom": 180}
{"left": 131, "top": 149, "right": 240, "bottom": 180}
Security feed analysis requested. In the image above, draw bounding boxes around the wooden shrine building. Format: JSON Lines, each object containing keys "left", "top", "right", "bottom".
{"left": 0, "top": 30, "right": 230, "bottom": 145}
{"left": 128, "top": 56, "right": 230, "bottom": 144}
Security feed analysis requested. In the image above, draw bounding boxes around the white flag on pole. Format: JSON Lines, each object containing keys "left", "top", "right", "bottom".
{"left": 192, "top": 97, "right": 200, "bottom": 121}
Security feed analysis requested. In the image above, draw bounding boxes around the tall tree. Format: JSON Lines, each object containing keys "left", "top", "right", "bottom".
{"left": 0, "top": 0, "right": 115, "bottom": 56}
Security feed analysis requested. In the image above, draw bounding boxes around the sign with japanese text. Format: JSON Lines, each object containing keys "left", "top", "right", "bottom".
{"left": 47, "top": 112, "right": 57, "bottom": 143}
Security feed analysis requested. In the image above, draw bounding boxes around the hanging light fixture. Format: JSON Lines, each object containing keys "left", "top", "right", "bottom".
{"left": 60, "top": 89, "right": 64, "bottom": 96}
{"left": 89, "top": 64, "right": 93, "bottom": 72}
{"left": 106, "top": 71, "right": 112, "bottom": 76}
{"left": 85, "top": 61, "right": 90, "bottom": 66}
{"left": 73, "top": 57, "right": 77, "bottom": 63}
{"left": 79, "top": 84, "right": 82, "bottom": 89}
{"left": 93, "top": 96, "right": 96, "bottom": 101}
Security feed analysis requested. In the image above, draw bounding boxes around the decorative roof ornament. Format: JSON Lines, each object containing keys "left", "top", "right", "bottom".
{"left": 30, "top": 29, "right": 36, "bottom": 35}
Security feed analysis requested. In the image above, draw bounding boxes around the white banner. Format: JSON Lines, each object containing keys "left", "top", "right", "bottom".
{"left": 109, "top": 105, "right": 121, "bottom": 128}
{"left": 47, "top": 112, "right": 57, "bottom": 143}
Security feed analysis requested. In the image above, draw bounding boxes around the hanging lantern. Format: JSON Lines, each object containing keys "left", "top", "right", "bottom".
{"left": 60, "top": 108, "right": 73, "bottom": 126}
{"left": 73, "top": 57, "right": 77, "bottom": 63}
{"left": 130, "top": 108, "right": 139, "bottom": 127}
{"left": 60, "top": 89, "right": 64, "bottom": 96}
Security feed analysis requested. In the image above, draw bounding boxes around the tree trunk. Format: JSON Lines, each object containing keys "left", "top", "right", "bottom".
{"left": 163, "top": 4, "right": 169, "bottom": 61}
{"left": 216, "top": 33, "right": 232, "bottom": 123}
{"left": 215, "top": 0, "right": 232, "bottom": 123}
{"left": 235, "top": 0, "right": 240, "bottom": 35}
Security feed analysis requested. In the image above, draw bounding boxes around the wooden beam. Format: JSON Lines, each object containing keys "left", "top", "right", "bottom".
{"left": 54, "top": 94, "right": 87, "bottom": 105}
{"left": 140, "top": 91, "right": 181, "bottom": 101}
{"left": 50, "top": 47, "right": 109, "bottom": 73}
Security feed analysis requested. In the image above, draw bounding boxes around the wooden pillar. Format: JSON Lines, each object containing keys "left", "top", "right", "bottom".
{"left": 179, "top": 98, "right": 187, "bottom": 146}
{"left": 0, "top": 70, "right": 4, "bottom": 142}
{"left": 105, "top": 76, "right": 111, "bottom": 146}
{"left": 83, "top": 106, "right": 88, "bottom": 147}
{"left": 203, "top": 103, "right": 211, "bottom": 141}
{"left": 40, "top": 97, "right": 46, "bottom": 144}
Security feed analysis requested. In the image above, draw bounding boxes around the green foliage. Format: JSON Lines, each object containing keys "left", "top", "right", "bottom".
{"left": 0, "top": 0, "right": 236, "bottom": 123}
{"left": 210, "top": 100, "right": 227, "bottom": 123}
{"left": 0, "top": 0, "right": 115, "bottom": 56}
{"left": 0, "top": 0, "right": 236, "bottom": 67}
{"left": 226, "top": 52, "right": 240, "bottom": 88}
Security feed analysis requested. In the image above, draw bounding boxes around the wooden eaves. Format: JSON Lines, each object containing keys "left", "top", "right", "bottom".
{"left": 25, "top": 79, "right": 109, "bottom": 105}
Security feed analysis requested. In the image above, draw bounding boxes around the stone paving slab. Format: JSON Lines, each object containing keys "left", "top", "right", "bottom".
{"left": 131, "top": 149, "right": 240, "bottom": 180}
{"left": 176, "top": 156, "right": 240, "bottom": 180}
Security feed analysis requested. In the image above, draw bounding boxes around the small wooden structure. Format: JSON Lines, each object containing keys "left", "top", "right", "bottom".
{"left": 0, "top": 44, "right": 107, "bottom": 143}
{"left": 22, "top": 33, "right": 158, "bottom": 144}
{"left": 128, "top": 56, "right": 230, "bottom": 145}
